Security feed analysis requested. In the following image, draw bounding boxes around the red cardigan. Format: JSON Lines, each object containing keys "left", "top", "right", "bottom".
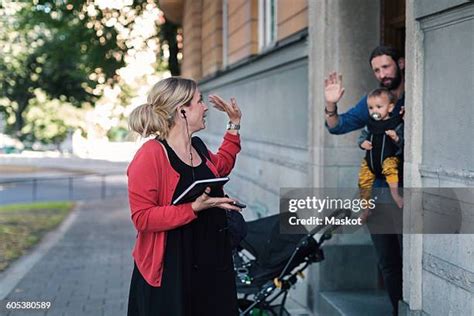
{"left": 127, "top": 132, "right": 241, "bottom": 287}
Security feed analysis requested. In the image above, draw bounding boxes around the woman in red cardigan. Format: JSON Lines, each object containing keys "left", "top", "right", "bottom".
{"left": 126, "top": 77, "right": 243, "bottom": 316}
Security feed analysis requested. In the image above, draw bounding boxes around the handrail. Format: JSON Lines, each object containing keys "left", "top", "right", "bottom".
{"left": 0, "top": 172, "right": 126, "bottom": 202}
{"left": 0, "top": 171, "right": 124, "bottom": 185}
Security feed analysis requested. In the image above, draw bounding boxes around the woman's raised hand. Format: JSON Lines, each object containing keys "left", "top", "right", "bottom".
{"left": 208, "top": 95, "right": 241, "bottom": 124}
{"left": 191, "top": 187, "right": 242, "bottom": 213}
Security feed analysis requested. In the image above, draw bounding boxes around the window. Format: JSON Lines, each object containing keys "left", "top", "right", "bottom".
{"left": 258, "top": 0, "right": 277, "bottom": 50}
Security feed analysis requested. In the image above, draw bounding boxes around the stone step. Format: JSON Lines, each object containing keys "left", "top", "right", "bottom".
{"left": 317, "top": 243, "right": 380, "bottom": 291}
{"left": 318, "top": 290, "right": 392, "bottom": 316}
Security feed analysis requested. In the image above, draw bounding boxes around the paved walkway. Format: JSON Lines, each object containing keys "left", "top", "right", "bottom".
{"left": 2, "top": 197, "right": 135, "bottom": 316}
{"left": 0, "top": 198, "right": 311, "bottom": 316}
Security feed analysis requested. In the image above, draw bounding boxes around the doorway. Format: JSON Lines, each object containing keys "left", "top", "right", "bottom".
{"left": 381, "top": 0, "right": 406, "bottom": 54}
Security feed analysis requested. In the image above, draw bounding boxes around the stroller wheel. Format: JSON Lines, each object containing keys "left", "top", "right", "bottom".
{"left": 238, "top": 298, "right": 290, "bottom": 316}
{"left": 238, "top": 299, "right": 270, "bottom": 316}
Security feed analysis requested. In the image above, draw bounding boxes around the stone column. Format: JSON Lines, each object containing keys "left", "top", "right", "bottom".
{"left": 309, "top": 0, "right": 380, "bottom": 189}
{"left": 307, "top": 0, "right": 382, "bottom": 313}
{"left": 402, "top": 0, "right": 424, "bottom": 312}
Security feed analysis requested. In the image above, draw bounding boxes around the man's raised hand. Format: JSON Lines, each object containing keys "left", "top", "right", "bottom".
{"left": 324, "top": 72, "right": 345, "bottom": 105}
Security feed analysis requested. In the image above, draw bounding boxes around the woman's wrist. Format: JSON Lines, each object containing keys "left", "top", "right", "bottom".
{"left": 226, "top": 129, "right": 239, "bottom": 135}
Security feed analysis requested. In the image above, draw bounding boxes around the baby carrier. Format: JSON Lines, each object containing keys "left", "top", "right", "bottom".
{"left": 365, "top": 114, "right": 403, "bottom": 177}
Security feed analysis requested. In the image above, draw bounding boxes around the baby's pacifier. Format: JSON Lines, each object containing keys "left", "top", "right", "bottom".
{"left": 370, "top": 112, "right": 382, "bottom": 121}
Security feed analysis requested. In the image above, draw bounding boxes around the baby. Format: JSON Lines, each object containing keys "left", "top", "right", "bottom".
{"left": 358, "top": 88, "right": 404, "bottom": 221}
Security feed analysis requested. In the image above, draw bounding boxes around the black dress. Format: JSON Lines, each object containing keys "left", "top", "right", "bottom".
{"left": 127, "top": 140, "right": 238, "bottom": 316}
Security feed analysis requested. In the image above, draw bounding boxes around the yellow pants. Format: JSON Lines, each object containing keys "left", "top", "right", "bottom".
{"left": 358, "top": 156, "right": 400, "bottom": 201}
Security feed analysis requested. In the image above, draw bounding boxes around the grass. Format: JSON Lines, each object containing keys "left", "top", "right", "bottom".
{"left": 0, "top": 201, "right": 74, "bottom": 272}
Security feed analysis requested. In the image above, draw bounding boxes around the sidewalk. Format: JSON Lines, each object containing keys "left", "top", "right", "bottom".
{"left": 1, "top": 197, "right": 134, "bottom": 316}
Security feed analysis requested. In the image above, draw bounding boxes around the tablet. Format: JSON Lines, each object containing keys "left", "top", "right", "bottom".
{"left": 172, "top": 177, "right": 229, "bottom": 205}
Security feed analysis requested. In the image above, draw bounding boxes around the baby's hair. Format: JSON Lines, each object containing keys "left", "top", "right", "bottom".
{"left": 367, "top": 87, "right": 396, "bottom": 104}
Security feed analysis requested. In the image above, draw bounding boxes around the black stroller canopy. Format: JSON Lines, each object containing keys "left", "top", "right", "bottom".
{"left": 241, "top": 213, "right": 309, "bottom": 270}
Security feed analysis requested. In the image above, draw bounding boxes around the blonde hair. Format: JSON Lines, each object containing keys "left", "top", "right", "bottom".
{"left": 128, "top": 77, "right": 197, "bottom": 139}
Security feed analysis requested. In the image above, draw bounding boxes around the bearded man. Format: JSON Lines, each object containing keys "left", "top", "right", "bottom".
{"left": 323, "top": 46, "right": 405, "bottom": 316}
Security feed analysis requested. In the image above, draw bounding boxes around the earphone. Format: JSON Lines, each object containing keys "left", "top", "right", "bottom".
{"left": 181, "top": 109, "right": 187, "bottom": 118}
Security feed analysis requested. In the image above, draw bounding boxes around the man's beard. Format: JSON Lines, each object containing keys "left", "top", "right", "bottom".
{"left": 380, "top": 65, "right": 403, "bottom": 90}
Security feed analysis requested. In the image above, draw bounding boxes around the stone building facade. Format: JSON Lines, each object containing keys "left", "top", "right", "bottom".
{"left": 159, "top": 0, "right": 473, "bottom": 314}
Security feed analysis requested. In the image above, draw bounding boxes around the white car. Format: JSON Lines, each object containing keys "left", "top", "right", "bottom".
{"left": 0, "top": 133, "right": 24, "bottom": 153}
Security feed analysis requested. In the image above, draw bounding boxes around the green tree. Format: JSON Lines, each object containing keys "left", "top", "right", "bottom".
{"left": 0, "top": 1, "right": 182, "bottom": 142}
{"left": 0, "top": 1, "right": 128, "bottom": 136}
{"left": 22, "top": 89, "right": 86, "bottom": 149}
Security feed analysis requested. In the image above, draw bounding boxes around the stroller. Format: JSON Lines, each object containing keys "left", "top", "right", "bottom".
{"left": 234, "top": 209, "right": 351, "bottom": 316}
